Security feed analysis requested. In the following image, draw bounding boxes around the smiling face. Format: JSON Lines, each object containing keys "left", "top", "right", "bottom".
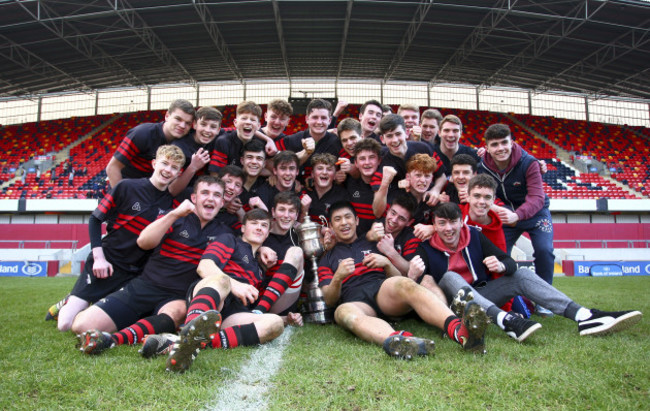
{"left": 193, "top": 117, "right": 221, "bottom": 145}
{"left": 359, "top": 104, "right": 382, "bottom": 135}
{"left": 306, "top": 108, "right": 331, "bottom": 138}
{"left": 273, "top": 161, "right": 299, "bottom": 191}
{"left": 420, "top": 117, "right": 439, "bottom": 142}
{"left": 468, "top": 185, "right": 495, "bottom": 221}
{"left": 486, "top": 135, "right": 513, "bottom": 166}
{"left": 272, "top": 202, "right": 299, "bottom": 232}
{"left": 450, "top": 164, "right": 475, "bottom": 192}
{"left": 355, "top": 149, "right": 380, "bottom": 180}
{"left": 150, "top": 156, "right": 182, "bottom": 189}
{"left": 380, "top": 125, "right": 408, "bottom": 158}
{"left": 330, "top": 207, "right": 359, "bottom": 244}
{"left": 264, "top": 108, "right": 290, "bottom": 139}
{"left": 440, "top": 121, "right": 462, "bottom": 151}
{"left": 385, "top": 204, "right": 414, "bottom": 236}
{"left": 163, "top": 108, "right": 194, "bottom": 140}
{"left": 191, "top": 182, "right": 224, "bottom": 224}
{"left": 241, "top": 150, "right": 265, "bottom": 178}
{"left": 400, "top": 109, "right": 419, "bottom": 129}
{"left": 312, "top": 163, "right": 335, "bottom": 191}
{"left": 241, "top": 218, "right": 271, "bottom": 247}
{"left": 339, "top": 129, "right": 361, "bottom": 157}
{"left": 406, "top": 169, "right": 433, "bottom": 196}
{"left": 220, "top": 173, "right": 244, "bottom": 203}
{"left": 433, "top": 215, "right": 462, "bottom": 249}
{"left": 234, "top": 112, "right": 261, "bottom": 143}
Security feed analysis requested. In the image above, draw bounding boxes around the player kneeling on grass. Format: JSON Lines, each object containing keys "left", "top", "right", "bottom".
{"left": 164, "top": 208, "right": 303, "bottom": 373}
{"left": 414, "top": 202, "right": 643, "bottom": 342}
{"left": 72, "top": 176, "right": 225, "bottom": 355}
{"left": 318, "top": 201, "right": 490, "bottom": 360}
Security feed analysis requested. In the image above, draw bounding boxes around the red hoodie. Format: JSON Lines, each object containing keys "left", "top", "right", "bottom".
{"left": 459, "top": 203, "right": 507, "bottom": 252}
{"left": 429, "top": 224, "right": 475, "bottom": 284}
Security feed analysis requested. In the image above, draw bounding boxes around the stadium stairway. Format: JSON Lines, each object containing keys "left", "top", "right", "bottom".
{"left": 0, "top": 114, "right": 122, "bottom": 196}
{"left": 505, "top": 113, "right": 642, "bottom": 199}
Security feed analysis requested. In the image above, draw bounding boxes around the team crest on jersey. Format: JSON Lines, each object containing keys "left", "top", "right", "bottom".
{"left": 207, "top": 236, "right": 217, "bottom": 243}
{"left": 353, "top": 191, "right": 360, "bottom": 198}
{"left": 361, "top": 249, "right": 372, "bottom": 257}
{"left": 423, "top": 210, "right": 431, "bottom": 221}
{"left": 324, "top": 203, "right": 331, "bottom": 213}
{"left": 179, "top": 230, "right": 189, "bottom": 238}
{"left": 243, "top": 254, "right": 250, "bottom": 263}
{"left": 158, "top": 208, "right": 165, "bottom": 215}
{"left": 132, "top": 202, "right": 142, "bottom": 211}
{"left": 512, "top": 181, "right": 522, "bottom": 187}
{"left": 536, "top": 218, "right": 553, "bottom": 233}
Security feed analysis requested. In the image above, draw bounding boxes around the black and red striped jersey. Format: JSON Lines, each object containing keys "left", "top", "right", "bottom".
{"left": 262, "top": 228, "right": 299, "bottom": 277}
{"left": 370, "top": 141, "right": 445, "bottom": 202}
{"left": 317, "top": 238, "right": 386, "bottom": 295}
{"left": 202, "top": 233, "right": 264, "bottom": 291}
{"left": 345, "top": 176, "right": 377, "bottom": 235}
{"left": 240, "top": 176, "right": 269, "bottom": 212}
{"left": 93, "top": 178, "right": 173, "bottom": 272}
{"left": 306, "top": 184, "right": 348, "bottom": 226}
{"left": 139, "top": 213, "right": 226, "bottom": 293}
{"left": 208, "top": 131, "right": 245, "bottom": 173}
{"left": 275, "top": 130, "right": 344, "bottom": 180}
{"left": 113, "top": 122, "right": 167, "bottom": 179}
{"left": 392, "top": 225, "right": 422, "bottom": 260}
{"left": 172, "top": 130, "right": 218, "bottom": 170}
{"left": 214, "top": 209, "right": 240, "bottom": 233}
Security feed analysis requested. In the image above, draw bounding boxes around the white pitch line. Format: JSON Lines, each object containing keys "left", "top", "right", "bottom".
{"left": 205, "top": 326, "right": 294, "bottom": 411}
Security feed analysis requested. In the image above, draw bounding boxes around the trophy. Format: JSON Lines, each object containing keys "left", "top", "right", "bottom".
{"left": 296, "top": 215, "right": 333, "bottom": 324}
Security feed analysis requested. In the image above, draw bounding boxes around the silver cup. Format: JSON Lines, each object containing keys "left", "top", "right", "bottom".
{"left": 296, "top": 215, "right": 333, "bottom": 324}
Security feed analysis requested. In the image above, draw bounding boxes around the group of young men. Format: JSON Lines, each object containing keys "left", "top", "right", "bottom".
{"left": 45, "top": 97, "right": 642, "bottom": 372}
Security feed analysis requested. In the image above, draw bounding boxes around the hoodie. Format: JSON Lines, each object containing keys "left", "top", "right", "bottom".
{"left": 480, "top": 142, "right": 548, "bottom": 221}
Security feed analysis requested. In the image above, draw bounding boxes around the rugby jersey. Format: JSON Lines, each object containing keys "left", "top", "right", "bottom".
{"left": 93, "top": 178, "right": 173, "bottom": 272}
{"left": 113, "top": 122, "right": 167, "bottom": 179}
{"left": 202, "top": 233, "right": 264, "bottom": 291}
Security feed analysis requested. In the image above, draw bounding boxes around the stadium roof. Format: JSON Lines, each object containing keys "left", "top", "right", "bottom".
{"left": 0, "top": 0, "right": 648, "bottom": 100}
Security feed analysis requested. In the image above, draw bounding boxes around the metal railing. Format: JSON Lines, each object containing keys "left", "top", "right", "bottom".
{"left": 0, "top": 240, "right": 78, "bottom": 251}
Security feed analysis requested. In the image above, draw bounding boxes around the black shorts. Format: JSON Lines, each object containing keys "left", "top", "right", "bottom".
{"left": 186, "top": 279, "right": 253, "bottom": 320}
{"left": 70, "top": 253, "right": 142, "bottom": 303}
{"left": 340, "top": 278, "right": 386, "bottom": 318}
{"left": 94, "top": 277, "right": 185, "bottom": 330}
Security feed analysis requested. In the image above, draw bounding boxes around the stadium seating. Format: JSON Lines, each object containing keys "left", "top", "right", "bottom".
{"left": 0, "top": 105, "right": 647, "bottom": 200}
{"left": 514, "top": 113, "right": 649, "bottom": 198}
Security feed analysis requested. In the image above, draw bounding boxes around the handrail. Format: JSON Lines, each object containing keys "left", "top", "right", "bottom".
{"left": 0, "top": 239, "right": 78, "bottom": 251}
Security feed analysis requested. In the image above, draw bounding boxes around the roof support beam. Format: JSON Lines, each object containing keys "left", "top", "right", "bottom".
{"left": 193, "top": 0, "right": 245, "bottom": 83}
{"left": 536, "top": 24, "right": 650, "bottom": 98}
{"left": 383, "top": 0, "right": 432, "bottom": 83}
{"left": 110, "top": 0, "right": 197, "bottom": 87}
{"left": 336, "top": 0, "right": 354, "bottom": 82}
{"left": 0, "top": 34, "right": 92, "bottom": 96}
{"left": 481, "top": 0, "right": 607, "bottom": 89}
{"left": 14, "top": 0, "right": 146, "bottom": 89}
{"left": 429, "top": 0, "right": 518, "bottom": 85}
{"left": 271, "top": 0, "right": 291, "bottom": 80}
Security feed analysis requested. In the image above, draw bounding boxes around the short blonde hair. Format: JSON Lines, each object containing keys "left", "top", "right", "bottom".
{"left": 156, "top": 144, "right": 185, "bottom": 166}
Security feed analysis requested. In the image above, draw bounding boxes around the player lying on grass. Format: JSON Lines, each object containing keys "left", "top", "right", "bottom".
{"left": 318, "top": 201, "right": 491, "bottom": 360}
{"left": 73, "top": 176, "right": 225, "bottom": 354}
{"left": 47, "top": 145, "right": 185, "bottom": 331}
{"left": 415, "top": 202, "right": 643, "bottom": 342}
{"left": 164, "top": 208, "right": 303, "bottom": 373}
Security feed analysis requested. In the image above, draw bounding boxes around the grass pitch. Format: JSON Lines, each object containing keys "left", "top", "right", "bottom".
{"left": 1, "top": 276, "right": 648, "bottom": 410}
